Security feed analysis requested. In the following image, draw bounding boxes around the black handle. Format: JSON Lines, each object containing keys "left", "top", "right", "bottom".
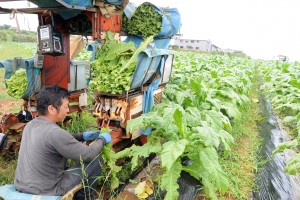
{"left": 40, "top": 12, "right": 55, "bottom": 27}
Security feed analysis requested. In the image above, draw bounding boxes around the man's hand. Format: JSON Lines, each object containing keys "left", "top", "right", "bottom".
{"left": 82, "top": 130, "right": 100, "bottom": 141}
{"left": 99, "top": 132, "right": 111, "bottom": 144}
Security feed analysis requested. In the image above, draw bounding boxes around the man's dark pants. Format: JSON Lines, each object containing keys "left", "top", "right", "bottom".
{"left": 62, "top": 155, "right": 104, "bottom": 200}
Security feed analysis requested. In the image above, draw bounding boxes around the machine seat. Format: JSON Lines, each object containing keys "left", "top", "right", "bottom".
{"left": 0, "top": 183, "right": 83, "bottom": 200}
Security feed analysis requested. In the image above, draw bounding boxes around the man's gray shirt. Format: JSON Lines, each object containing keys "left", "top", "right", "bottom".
{"left": 14, "top": 117, "right": 105, "bottom": 195}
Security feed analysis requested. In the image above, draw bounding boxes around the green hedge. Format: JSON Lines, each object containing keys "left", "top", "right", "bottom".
{"left": 0, "top": 29, "right": 36, "bottom": 43}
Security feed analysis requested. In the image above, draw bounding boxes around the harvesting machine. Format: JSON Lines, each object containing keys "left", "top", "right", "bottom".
{"left": 0, "top": 0, "right": 180, "bottom": 156}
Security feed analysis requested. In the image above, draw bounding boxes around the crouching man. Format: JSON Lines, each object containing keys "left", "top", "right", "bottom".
{"left": 14, "top": 84, "right": 111, "bottom": 199}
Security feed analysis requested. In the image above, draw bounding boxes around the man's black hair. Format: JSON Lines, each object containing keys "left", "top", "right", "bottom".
{"left": 37, "top": 84, "right": 70, "bottom": 115}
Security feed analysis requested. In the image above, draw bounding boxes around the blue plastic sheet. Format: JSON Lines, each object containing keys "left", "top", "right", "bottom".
{"left": 63, "top": 0, "right": 93, "bottom": 6}
{"left": 103, "top": 0, "right": 124, "bottom": 6}
{"left": 141, "top": 48, "right": 164, "bottom": 113}
{"left": 29, "top": 0, "right": 92, "bottom": 7}
{"left": 156, "top": 7, "right": 181, "bottom": 39}
{"left": 28, "top": 0, "right": 93, "bottom": 20}
{"left": 87, "top": 41, "right": 101, "bottom": 61}
{"left": 124, "top": 36, "right": 171, "bottom": 49}
{"left": 129, "top": 44, "right": 169, "bottom": 90}
{"left": 123, "top": 2, "right": 136, "bottom": 19}
{"left": 23, "top": 59, "right": 41, "bottom": 99}
{"left": 140, "top": 52, "right": 165, "bottom": 136}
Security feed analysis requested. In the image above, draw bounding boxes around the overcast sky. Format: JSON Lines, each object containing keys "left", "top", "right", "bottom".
{"left": 1, "top": 0, "right": 300, "bottom": 61}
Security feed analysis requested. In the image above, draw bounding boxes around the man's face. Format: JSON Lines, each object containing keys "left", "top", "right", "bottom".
{"left": 54, "top": 98, "right": 69, "bottom": 123}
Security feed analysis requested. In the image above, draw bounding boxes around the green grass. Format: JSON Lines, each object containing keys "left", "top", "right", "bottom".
{"left": 0, "top": 158, "right": 17, "bottom": 185}
{"left": 220, "top": 103, "right": 262, "bottom": 199}
{"left": 219, "top": 75, "right": 262, "bottom": 200}
{"left": 0, "top": 41, "right": 36, "bottom": 60}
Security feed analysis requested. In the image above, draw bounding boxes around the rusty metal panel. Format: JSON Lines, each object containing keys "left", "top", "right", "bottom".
{"left": 92, "top": 10, "right": 121, "bottom": 39}
{"left": 40, "top": 20, "right": 70, "bottom": 89}
{"left": 128, "top": 95, "right": 143, "bottom": 120}
{"left": 93, "top": 86, "right": 165, "bottom": 145}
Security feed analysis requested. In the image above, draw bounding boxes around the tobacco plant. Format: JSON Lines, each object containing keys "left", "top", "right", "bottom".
{"left": 260, "top": 60, "right": 300, "bottom": 174}
{"left": 116, "top": 52, "right": 255, "bottom": 199}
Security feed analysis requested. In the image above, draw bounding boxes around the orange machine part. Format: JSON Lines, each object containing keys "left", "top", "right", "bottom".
{"left": 91, "top": 10, "right": 121, "bottom": 39}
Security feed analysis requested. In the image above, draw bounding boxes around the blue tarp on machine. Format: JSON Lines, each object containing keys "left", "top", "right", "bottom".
{"left": 28, "top": 0, "right": 94, "bottom": 20}
{"left": 0, "top": 58, "right": 40, "bottom": 99}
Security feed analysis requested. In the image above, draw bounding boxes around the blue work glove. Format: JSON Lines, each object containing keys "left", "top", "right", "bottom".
{"left": 82, "top": 130, "right": 100, "bottom": 141}
{"left": 141, "top": 127, "right": 152, "bottom": 136}
{"left": 99, "top": 132, "right": 111, "bottom": 144}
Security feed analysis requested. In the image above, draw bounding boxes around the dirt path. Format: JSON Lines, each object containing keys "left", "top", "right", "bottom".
{"left": 0, "top": 99, "right": 23, "bottom": 118}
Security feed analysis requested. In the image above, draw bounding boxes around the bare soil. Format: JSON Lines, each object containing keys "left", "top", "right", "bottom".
{"left": 0, "top": 99, "right": 23, "bottom": 118}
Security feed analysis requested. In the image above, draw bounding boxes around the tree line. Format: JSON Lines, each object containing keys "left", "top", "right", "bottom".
{"left": 0, "top": 24, "right": 36, "bottom": 43}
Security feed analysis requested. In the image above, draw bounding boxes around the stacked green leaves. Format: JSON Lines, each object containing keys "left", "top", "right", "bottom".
{"left": 122, "top": 3, "right": 162, "bottom": 39}
{"left": 74, "top": 48, "right": 92, "bottom": 61}
{"left": 6, "top": 68, "right": 28, "bottom": 99}
{"left": 89, "top": 31, "right": 153, "bottom": 94}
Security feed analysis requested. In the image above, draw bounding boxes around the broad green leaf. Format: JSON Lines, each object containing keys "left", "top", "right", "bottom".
{"left": 218, "top": 130, "right": 234, "bottom": 157}
{"left": 190, "top": 77, "right": 202, "bottom": 95}
{"left": 285, "top": 154, "right": 300, "bottom": 175}
{"left": 131, "top": 144, "right": 161, "bottom": 171}
{"left": 202, "top": 178, "right": 218, "bottom": 200}
{"left": 289, "top": 79, "right": 300, "bottom": 89}
{"left": 101, "top": 144, "right": 122, "bottom": 189}
{"left": 191, "top": 125, "right": 219, "bottom": 148}
{"left": 173, "top": 108, "right": 187, "bottom": 137}
{"left": 161, "top": 139, "right": 188, "bottom": 170}
{"left": 273, "top": 139, "right": 299, "bottom": 154}
{"left": 184, "top": 147, "right": 229, "bottom": 196}
{"left": 220, "top": 101, "right": 241, "bottom": 120}
{"left": 282, "top": 116, "right": 298, "bottom": 126}
{"left": 160, "top": 160, "right": 182, "bottom": 200}
{"left": 185, "top": 107, "right": 202, "bottom": 127}
{"left": 202, "top": 110, "right": 225, "bottom": 131}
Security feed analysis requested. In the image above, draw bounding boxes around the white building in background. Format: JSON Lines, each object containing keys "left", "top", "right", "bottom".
{"left": 172, "top": 38, "right": 221, "bottom": 52}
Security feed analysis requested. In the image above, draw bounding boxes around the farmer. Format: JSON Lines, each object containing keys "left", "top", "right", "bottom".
{"left": 14, "top": 84, "right": 111, "bottom": 199}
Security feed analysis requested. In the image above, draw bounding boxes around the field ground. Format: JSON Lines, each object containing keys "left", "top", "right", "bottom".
{"left": 0, "top": 41, "right": 36, "bottom": 61}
